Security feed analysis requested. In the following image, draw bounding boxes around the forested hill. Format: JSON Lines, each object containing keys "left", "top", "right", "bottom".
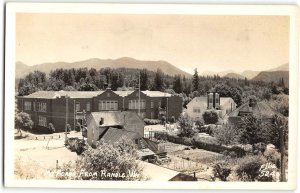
{"left": 16, "top": 57, "right": 191, "bottom": 79}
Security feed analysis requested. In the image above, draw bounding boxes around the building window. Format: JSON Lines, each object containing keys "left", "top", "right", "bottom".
{"left": 38, "top": 116, "right": 47, "bottom": 127}
{"left": 76, "top": 103, "right": 80, "bottom": 112}
{"left": 107, "top": 93, "right": 110, "bottom": 97}
{"left": 37, "top": 102, "right": 47, "bottom": 112}
{"left": 98, "top": 100, "right": 118, "bottom": 111}
{"left": 86, "top": 102, "right": 91, "bottom": 112}
{"left": 151, "top": 101, "right": 154, "bottom": 108}
{"left": 158, "top": 101, "right": 161, "bottom": 108}
{"left": 128, "top": 100, "right": 146, "bottom": 110}
{"left": 24, "top": 101, "right": 31, "bottom": 111}
{"left": 193, "top": 108, "right": 201, "bottom": 113}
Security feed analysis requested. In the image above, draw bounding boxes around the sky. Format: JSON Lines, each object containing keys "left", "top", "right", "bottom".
{"left": 16, "top": 13, "right": 289, "bottom": 74}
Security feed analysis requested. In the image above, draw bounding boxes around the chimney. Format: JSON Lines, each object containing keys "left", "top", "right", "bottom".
{"left": 99, "top": 117, "right": 104, "bottom": 125}
{"left": 207, "top": 93, "right": 213, "bottom": 109}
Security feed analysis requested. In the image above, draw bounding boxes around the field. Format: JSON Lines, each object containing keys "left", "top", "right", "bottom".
{"left": 14, "top": 130, "right": 79, "bottom": 179}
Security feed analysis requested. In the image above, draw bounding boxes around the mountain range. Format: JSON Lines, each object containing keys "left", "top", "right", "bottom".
{"left": 15, "top": 58, "right": 289, "bottom": 86}
{"left": 15, "top": 57, "right": 191, "bottom": 79}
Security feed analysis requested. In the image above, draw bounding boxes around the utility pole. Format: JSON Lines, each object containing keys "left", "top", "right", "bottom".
{"left": 64, "top": 95, "right": 69, "bottom": 145}
{"left": 138, "top": 73, "right": 140, "bottom": 117}
{"left": 73, "top": 99, "right": 76, "bottom": 130}
{"left": 279, "top": 124, "right": 286, "bottom": 181}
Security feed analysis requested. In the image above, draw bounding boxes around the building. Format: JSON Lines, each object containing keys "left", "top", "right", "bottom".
{"left": 86, "top": 111, "right": 145, "bottom": 147}
{"left": 228, "top": 101, "right": 279, "bottom": 126}
{"left": 16, "top": 89, "right": 183, "bottom": 132}
{"left": 186, "top": 92, "right": 237, "bottom": 121}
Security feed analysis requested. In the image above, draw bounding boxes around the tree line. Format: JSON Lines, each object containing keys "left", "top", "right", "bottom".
{"left": 17, "top": 67, "right": 288, "bottom": 108}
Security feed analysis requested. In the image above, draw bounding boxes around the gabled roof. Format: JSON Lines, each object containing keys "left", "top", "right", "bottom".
{"left": 100, "top": 127, "right": 140, "bottom": 144}
{"left": 187, "top": 97, "right": 207, "bottom": 107}
{"left": 22, "top": 90, "right": 104, "bottom": 99}
{"left": 142, "top": 90, "right": 171, "bottom": 97}
{"left": 228, "top": 101, "right": 278, "bottom": 118}
{"left": 220, "top": 97, "right": 235, "bottom": 105}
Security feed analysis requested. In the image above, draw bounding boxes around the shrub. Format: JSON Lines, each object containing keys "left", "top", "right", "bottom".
{"left": 15, "top": 112, "right": 34, "bottom": 136}
{"left": 203, "top": 110, "right": 219, "bottom": 124}
{"left": 264, "top": 148, "right": 281, "bottom": 169}
{"left": 213, "top": 162, "right": 231, "bottom": 181}
{"left": 236, "top": 155, "right": 266, "bottom": 181}
{"left": 57, "top": 139, "right": 144, "bottom": 180}
{"left": 144, "top": 119, "right": 161, "bottom": 125}
{"left": 213, "top": 125, "right": 239, "bottom": 145}
{"left": 178, "top": 115, "right": 195, "bottom": 138}
{"left": 48, "top": 123, "right": 55, "bottom": 133}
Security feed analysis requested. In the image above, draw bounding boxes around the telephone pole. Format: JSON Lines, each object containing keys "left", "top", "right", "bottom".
{"left": 138, "top": 73, "right": 141, "bottom": 117}
{"left": 64, "top": 95, "right": 69, "bottom": 145}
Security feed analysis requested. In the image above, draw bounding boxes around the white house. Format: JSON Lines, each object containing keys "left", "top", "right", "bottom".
{"left": 186, "top": 93, "right": 237, "bottom": 121}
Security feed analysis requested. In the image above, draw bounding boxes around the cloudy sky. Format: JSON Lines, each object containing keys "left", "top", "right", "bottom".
{"left": 16, "top": 13, "right": 289, "bottom": 74}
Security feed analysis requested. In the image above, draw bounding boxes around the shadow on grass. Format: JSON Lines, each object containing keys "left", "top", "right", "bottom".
{"left": 14, "top": 135, "right": 29, "bottom": 140}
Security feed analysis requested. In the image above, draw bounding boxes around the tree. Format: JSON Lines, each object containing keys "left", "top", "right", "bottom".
{"left": 173, "top": 75, "right": 182, "bottom": 93}
{"left": 78, "top": 83, "right": 99, "bottom": 91}
{"left": 153, "top": 69, "right": 164, "bottom": 91}
{"left": 213, "top": 163, "right": 231, "bottom": 181}
{"left": 236, "top": 155, "right": 266, "bottom": 181}
{"left": 140, "top": 69, "right": 149, "bottom": 91}
{"left": 213, "top": 125, "right": 239, "bottom": 145}
{"left": 15, "top": 112, "right": 34, "bottom": 136}
{"left": 192, "top": 68, "right": 199, "bottom": 92}
{"left": 269, "top": 114, "right": 288, "bottom": 182}
{"left": 202, "top": 110, "right": 219, "bottom": 124}
{"left": 238, "top": 114, "right": 268, "bottom": 149}
{"left": 57, "top": 139, "right": 144, "bottom": 180}
{"left": 178, "top": 115, "right": 195, "bottom": 138}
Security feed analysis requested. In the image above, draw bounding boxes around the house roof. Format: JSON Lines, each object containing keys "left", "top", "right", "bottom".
{"left": 22, "top": 90, "right": 104, "bottom": 99}
{"left": 228, "top": 101, "right": 278, "bottom": 118}
{"left": 142, "top": 90, "right": 171, "bottom": 97}
{"left": 220, "top": 97, "right": 235, "bottom": 105}
{"left": 137, "top": 161, "right": 180, "bottom": 181}
{"left": 100, "top": 127, "right": 140, "bottom": 144}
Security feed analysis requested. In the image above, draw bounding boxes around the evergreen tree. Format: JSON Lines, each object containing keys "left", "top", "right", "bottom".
{"left": 153, "top": 69, "right": 164, "bottom": 91}
{"left": 192, "top": 68, "right": 199, "bottom": 91}
{"left": 173, "top": 75, "right": 182, "bottom": 93}
{"left": 139, "top": 69, "right": 149, "bottom": 91}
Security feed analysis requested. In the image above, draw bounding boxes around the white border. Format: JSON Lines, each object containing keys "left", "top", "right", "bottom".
{"left": 4, "top": 3, "right": 299, "bottom": 190}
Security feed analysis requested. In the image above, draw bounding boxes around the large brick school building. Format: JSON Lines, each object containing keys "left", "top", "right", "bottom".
{"left": 16, "top": 89, "right": 182, "bottom": 132}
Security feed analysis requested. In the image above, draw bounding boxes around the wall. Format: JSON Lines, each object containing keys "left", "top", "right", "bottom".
{"left": 167, "top": 95, "right": 183, "bottom": 120}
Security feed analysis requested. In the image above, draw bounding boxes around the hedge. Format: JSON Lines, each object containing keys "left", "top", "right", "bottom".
{"left": 154, "top": 132, "right": 246, "bottom": 156}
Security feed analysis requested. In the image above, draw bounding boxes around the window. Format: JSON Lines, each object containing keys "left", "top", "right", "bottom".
{"left": 37, "top": 102, "right": 47, "bottom": 112}
{"left": 107, "top": 93, "right": 110, "bottom": 97}
{"left": 76, "top": 103, "right": 80, "bottom": 112}
{"left": 98, "top": 100, "right": 118, "bottom": 111}
{"left": 151, "top": 101, "right": 154, "bottom": 108}
{"left": 128, "top": 100, "right": 146, "bottom": 110}
{"left": 193, "top": 108, "right": 201, "bottom": 113}
{"left": 24, "top": 101, "right": 31, "bottom": 111}
{"left": 158, "top": 101, "right": 161, "bottom": 108}
{"left": 86, "top": 102, "right": 91, "bottom": 111}
{"left": 38, "top": 116, "right": 47, "bottom": 127}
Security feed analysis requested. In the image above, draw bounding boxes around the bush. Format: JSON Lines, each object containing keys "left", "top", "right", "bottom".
{"left": 213, "top": 125, "right": 239, "bottom": 145}
{"left": 213, "top": 162, "right": 231, "bottom": 181}
{"left": 144, "top": 119, "right": 161, "bottom": 125}
{"left": 264, "top": 148, "right": 281, "bottom": 169}
{"left": 15, "top": 112, "right": 34, "bottom": 132}
{"left": 202, "top": 110, "right": 219, "bottom": 124}
{"left": 178, "top": 115, "right": 195, "bottom": 138}
{"left": 57, "top": 139, "right": 144, "bottom": 180}
{"left": 236, "top": 155, "right": 266, "bottom": 181}
{"left": 48, "top": 123, "right": 55, "bottom": 133}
